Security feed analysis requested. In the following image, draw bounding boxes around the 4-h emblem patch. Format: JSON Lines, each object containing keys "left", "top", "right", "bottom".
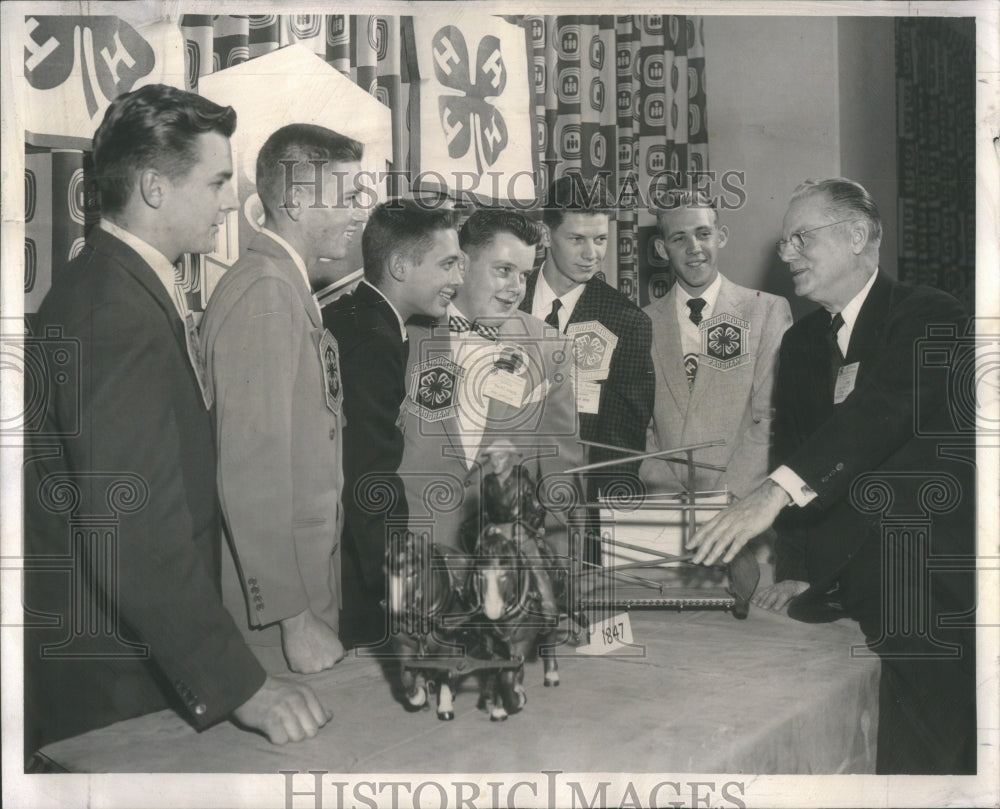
{"left": 409, "top": 357, "right": 465, "bottom": 421}
{"left": 700, "top": 313, "right": 751, "bottom": 371}
{"left": 318, "top": 330, "right": 343, "bottom": 414}
{"left": 566, "top": 320, "right": 619, "bottom": 381}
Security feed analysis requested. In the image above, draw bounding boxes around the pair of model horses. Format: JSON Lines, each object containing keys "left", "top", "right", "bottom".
{"left": 386, "top": 523, "right": 564, "bottom": 721}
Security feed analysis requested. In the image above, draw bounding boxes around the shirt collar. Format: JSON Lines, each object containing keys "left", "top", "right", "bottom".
{"left": 535, "top": 262, "right": 587, "bottom": 319}
{"left": 360, "top": 279, "right": 408, "bottom": 342}
{"left": 100, "top": 219, "right": 186, "bottom": 319}
{"left": 674, "top": 272, "right": 722, "bottom": 318}
{"left": 837, "top": 269, "right": 879, "bottom": 338}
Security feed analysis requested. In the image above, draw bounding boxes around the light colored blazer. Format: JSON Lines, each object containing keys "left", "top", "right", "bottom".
{"left": 201, "top": 231, "right": 343, "bottom": 650}
{"left": 397, "top": 310, "right": 583, "bottom": 557}
{"left": 640, "top": 274, "right": 792, "bottom": 499}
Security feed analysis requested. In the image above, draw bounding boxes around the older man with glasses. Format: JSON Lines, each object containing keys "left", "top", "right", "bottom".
{"left": 688, "top": 178, "right": 976, "bottom": 775}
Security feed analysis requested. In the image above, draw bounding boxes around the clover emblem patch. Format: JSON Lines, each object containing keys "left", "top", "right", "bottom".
{"left": 700, "top": 313, "right": 751, "bottom": 371}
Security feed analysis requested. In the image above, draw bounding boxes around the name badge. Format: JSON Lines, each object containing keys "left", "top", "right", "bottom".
{"left": 482, "top": 368, "right": 526, "bottom": 407}
{"left": 577, "top": 612, "right": 634, "bottom": 655}
{"left": 576, "top": 379, "right": 602, "bottom": 414}
{"left": 834, "top": 362, "right": 860, "bottom": 404}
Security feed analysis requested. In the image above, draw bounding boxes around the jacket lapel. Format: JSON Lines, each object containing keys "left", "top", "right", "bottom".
{"left": 650, "top": 287, "right": 690, "bottom": 413}
{"left": 844, "top": 271, "right": 893, "bottom": 368}
{"left": 247, "top": 232, "right": 323, "bottom": 330}
{"left": 91, "top": 228, "right": 188, "bottom": 353}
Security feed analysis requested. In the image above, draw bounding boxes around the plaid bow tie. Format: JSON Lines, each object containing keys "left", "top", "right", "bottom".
{"left": 449, "top": 314, "right": 499, "bottom": 341}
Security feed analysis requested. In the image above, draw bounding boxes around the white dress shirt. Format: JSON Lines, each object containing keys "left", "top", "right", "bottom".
{"left": 531, "top": 263, "right": 587, "bottom": 333}
{"left": 674, "top": 272, "right": 722, "bottom": 359}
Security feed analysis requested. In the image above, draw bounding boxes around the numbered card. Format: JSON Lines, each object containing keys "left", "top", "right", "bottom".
{"left": 577, "top": 612, "right": 634, "bottom": 655}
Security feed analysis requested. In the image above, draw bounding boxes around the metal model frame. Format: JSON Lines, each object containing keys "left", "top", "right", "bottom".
{"left": 566, "top": 439, "right": 759, "bottom": 617}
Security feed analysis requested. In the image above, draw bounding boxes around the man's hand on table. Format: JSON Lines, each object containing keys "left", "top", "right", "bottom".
{"left": 232, "top": 676, "right": 332, "bottom": 744}
{"left": 688, "top": 479, "right": 791, "bottom": 566}
{"left": 753, "top": 580, "right": 809, "bottom": 612}
{"left": 280, "top": 609, "right": 345, "bottom": 674}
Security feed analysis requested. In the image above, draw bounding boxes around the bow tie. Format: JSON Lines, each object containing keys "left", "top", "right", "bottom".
{"left": 448, "top": 314, "right": 499, "bottom": 341}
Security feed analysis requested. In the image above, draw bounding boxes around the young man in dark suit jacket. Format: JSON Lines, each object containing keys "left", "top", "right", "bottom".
{"left": 23, "top": 85, "right": 329, "bottom": 760}
{"left": 520, "top": 175, "right": 654, "bottom": 514}
{"left": 325, "top": 201, "right": 464, "bottom": 648}
{"left": 690, "top": 178, "right": 975, "bottom": 774}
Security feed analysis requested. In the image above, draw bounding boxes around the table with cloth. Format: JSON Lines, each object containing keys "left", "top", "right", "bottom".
{"left": 36, "top": 582, "right": 879, "bottom": 774}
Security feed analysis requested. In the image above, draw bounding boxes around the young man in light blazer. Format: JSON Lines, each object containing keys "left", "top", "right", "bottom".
{"left": 640, "top": 196, "right": 792, "bottom": 506}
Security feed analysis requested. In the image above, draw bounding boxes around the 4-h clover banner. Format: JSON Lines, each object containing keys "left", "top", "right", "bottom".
{"left": 406, "top": 15, "right": 537, "bottom": 205}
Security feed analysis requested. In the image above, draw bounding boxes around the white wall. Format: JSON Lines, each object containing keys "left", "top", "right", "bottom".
{"left": 705, "top": 16, "right": 896, "bottom": 320}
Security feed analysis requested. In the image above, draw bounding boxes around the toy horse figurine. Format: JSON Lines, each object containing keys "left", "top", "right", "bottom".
{"left": 472, "top": 523, "right": 561, "bottom": 720}
{"left": 386, "top": 531, "right": 475, "bottom": 720}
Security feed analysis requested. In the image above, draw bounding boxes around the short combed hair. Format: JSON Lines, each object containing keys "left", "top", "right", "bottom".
{"left": 791, "top": 177, "right": 883, "bottom": 244}
{"left": 255, "top": 123, "right": 363, "bottom": 218}
{"left": 542, "top": 174, "right": 614, "bottom": 229}
{"left": 459, "top": 209, "right": 542, "bottom": 253}
{"left": 92, "top": 83, "right": 236, "bottom": 215}
{"left": 362, "top": 200, "right": 460, "bottom": 285}
{"left": 653, "top": 190, "right": 719, "bottom": 230}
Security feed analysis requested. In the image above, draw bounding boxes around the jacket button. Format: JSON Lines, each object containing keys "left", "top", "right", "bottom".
{"left": 194, "top": 703, "right": 207, "bottom": 716}
{"left": 255, "top": 602, "right": 265, "bottom": 611}
{"left": 836, "top": 462, "right": 844, "bottom": 471}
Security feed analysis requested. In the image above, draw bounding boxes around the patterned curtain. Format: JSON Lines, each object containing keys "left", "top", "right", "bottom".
{"left": 25, "top": 13, "right": 706, "bottom": 312}
{"left": 895, "top": 18, "right": 975, "bottom": 311}
{"left": 528, "top": 15, "right": 707, "bottom": 305}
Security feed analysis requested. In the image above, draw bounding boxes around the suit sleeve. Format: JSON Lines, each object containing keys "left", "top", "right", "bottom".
{"left": 784, "top": 289, "right": 967, "bottom": 508}
{"left": 211, "top": 276, "right": 310, "bottom": 625}
{"left": 722, "top": 295, "right": 793, "bottom": 498}
{"left": 591, "top": 306, "right": 655, "bottom": 482}
{"left": 771, "top": 333, "right": 810, "bottom": 583}
{"left": 73, "top": 299, "right": 265, "bottom": 727}
{"left": 335, "top": 315, "right": 407, "bottom": 587}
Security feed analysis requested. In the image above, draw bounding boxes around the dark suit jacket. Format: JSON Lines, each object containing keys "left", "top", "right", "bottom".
{"left": 323, "top": 281, "right": 408, "bottom": 608}
{"left": 521, "top": 269, "right": 654, "bottom": 494}
{"left": 772, "top": 272, "right": 974, "bottom": 632}
{"left": 23, "top": 227, "right": 265, "bottom": 755}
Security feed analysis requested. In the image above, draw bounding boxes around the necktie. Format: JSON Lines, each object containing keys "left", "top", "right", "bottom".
{"left": 544, "top": 298, "right": 563, "bottom": 330}
{"left": 684, "top": 353, "right": 699, "bottom": 390}
{"left": 449, "top": 314, "right": 499, "bottom": 341}
{"left": 174, "top": 284, "right": 213, "bottom": 410}
{"left": 828, "top": 312, "right": 845, "bottom": 395}
{"left": 686, "top": 297, "right": 707, "bottom": 325}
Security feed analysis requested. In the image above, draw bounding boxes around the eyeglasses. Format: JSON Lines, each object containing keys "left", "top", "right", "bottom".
{"left": 776, "top": 219, "right": 854, "bottom": 255}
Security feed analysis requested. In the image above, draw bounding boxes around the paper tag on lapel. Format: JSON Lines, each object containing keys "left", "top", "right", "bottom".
{"left": 482, "top": 368, "right": 526, "bottom": 407}
{"left": 834, "top": 362, "right": 860, "bottom": 404}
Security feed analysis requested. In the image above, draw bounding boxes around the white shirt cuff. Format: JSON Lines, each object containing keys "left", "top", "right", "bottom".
{"left": 769, "top": 465, "right": 817, "bottom": 507}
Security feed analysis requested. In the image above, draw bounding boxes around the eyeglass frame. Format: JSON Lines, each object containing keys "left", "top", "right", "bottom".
{"left": 776, "top": 219, "right": 856, "bottom": 256}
